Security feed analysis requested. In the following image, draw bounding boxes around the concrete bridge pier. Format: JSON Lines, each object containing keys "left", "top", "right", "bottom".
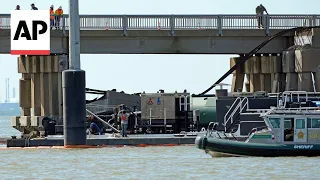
{"left": 13, "top": 55, "right": 67, "bottom": 137}
{"left": 280, "top": 28, "right": 320, "bottom": 92}
{"left": 283, "top": 48, "right": 298, "bottom": 91}
{"left": 230, "top": 57, "right": 244, "bottom": 92}
{"left": 230, "top": 54, "right": 283, "bottom": 93}
{"left": 295, "top": 48, "right": 320, "bottom": 91}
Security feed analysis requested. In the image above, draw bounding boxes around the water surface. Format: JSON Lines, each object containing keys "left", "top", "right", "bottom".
{"left": 0, "top": 117, "right": 319, "bottom": 180}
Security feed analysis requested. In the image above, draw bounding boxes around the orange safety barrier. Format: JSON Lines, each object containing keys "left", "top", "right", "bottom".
{"left": 137, "top": 144, "right": 147, "bottom": 147}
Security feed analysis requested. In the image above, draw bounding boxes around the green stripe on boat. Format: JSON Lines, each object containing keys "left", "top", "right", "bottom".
{"left": 252, "top": 134, "right": 272, "bottom": 139}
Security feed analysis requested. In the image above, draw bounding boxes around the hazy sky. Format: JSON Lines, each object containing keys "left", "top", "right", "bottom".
{"left": 0, "top": 0, "right": 318, "bottom": 102}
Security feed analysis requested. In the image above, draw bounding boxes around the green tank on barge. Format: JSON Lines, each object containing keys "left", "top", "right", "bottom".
{"left": 190, "top": 96, "right": 217, "bottom": 128}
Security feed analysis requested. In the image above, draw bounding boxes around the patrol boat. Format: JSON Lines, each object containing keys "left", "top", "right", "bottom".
{"left": 195, "top": 91, "right": 320, "bottom": 157}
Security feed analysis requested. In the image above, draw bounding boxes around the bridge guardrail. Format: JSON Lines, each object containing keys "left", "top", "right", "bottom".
{"left": 0, "top": 14, "right": 319, "bottom": 35}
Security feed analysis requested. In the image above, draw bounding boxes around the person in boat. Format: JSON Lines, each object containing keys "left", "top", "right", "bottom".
{"left": 285, "top": 128, "right": 294, "bottom": 141}
{"left": 118, "top": 110, "right": 129, "bottom": 137}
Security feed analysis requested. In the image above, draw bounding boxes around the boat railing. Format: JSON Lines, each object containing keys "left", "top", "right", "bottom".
{"left": 247, "top": 126, "right": 269, "bottom": 136}
{"left": 224, "top": 97, "right": 249, "bottom": 132}
{"left": 264, "top": 106, "right": 320, "bottom": 116}
{"left": 206, "top": 122, "right": 237, "bottom": 140}
{"left": 279, "top": 91, "right": 309, "bottom": 108}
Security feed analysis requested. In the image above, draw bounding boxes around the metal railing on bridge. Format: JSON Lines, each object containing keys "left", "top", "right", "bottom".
{"left": 0, "top": 14, "right": 319, "bottom": 35}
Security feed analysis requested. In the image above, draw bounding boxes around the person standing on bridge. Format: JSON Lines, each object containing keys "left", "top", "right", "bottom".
{"left": 31, "top": 3, "right": 38, "bottom": 10}
{"left": 256, "top": 4, "right": 269, "bottom": 29}
{"left": 50, "top": 5, "right": 55, "bottom": 30}
{"left": 54, "top": 6, "right": 64, "bottom": 29}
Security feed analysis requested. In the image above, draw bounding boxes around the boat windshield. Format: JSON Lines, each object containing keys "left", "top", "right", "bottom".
{"left": 268, "top": 118, "right": 280, "bottom": 128}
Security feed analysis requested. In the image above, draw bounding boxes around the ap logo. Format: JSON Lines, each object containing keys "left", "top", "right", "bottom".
{"left": 10, "top": 10, "right": 50, "bottom": 55}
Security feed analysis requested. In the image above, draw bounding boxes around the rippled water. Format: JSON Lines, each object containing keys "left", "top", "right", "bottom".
{"left": 0, "top": 117, "right": 20, "bottom": 138}
{"left": 0, "top": 117, "right": 319, "bottom": 180}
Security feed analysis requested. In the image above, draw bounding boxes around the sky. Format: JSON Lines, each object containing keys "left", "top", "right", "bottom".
{"left": 0, "top": 0, "right": 319, "bottom": 102}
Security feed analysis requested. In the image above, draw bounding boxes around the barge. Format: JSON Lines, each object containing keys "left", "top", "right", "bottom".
{"left": 7, "top": 89, "right": 320, "bottom": 147}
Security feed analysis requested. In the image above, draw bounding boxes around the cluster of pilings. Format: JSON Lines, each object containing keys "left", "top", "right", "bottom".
{"left": 12, "top": 55, "right": 67, "bottom": 137}
{"left": 231, "top": 50, "right": 320, "bottom": 93}
{"left": 231, "top": 54, "right": 282, "bottom": 93}
{"left": 231, "top": 28, "right": 320, "bottom": 93}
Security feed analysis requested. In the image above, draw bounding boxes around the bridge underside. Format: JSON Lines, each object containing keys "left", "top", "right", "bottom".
{"left": 0, "top": 29, "right": 293, "bottom": 54}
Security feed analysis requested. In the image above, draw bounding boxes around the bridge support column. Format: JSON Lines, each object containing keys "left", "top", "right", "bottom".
{"left": 19, "top": 73, "right": 31, "bottom": 116}
{"left": 230, "top": 57, "right": 244, "bottom": 92}
{"left": 243, "top": 56, "right": 262, "bottom": 92}
{"left": 245, "top": 74, "right": 250, "bottom": 92}
{"left": 282, "top": 49, "right": 297, "bottom": 91}
{"left": 260, "top": 55, "right": 273, "bottom": 93}
{"left": 295, "top": 48, "right": 320, "bottom": 92}
{"left": 231, "top": 54, "right": 284, "bottom": 93}
{"left": 17, "top": 55, "right": 67, "bottom": 135}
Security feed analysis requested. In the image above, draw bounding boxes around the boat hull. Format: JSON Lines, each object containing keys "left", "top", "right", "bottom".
{"left": 196, "top": 136, "right": 320, "bottom": 157}
{"left": 205, "top": 150, "right": 240, "bottom": 157}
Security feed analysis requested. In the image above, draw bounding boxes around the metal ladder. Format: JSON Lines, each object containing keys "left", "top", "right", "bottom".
{"left": 224, "top": 97, "right": 249, "bottom": 132}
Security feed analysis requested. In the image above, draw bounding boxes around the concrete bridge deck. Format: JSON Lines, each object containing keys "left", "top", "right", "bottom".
{"left": 0, "top": 14, "right": 319, "bottom": 54}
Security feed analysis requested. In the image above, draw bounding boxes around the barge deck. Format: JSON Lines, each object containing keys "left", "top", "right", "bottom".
{"left": 6, "top": 134, "right": 198, "bottom": 147}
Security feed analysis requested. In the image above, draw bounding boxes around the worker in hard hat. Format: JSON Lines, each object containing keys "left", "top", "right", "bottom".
{"left": 50, "top": 5, "right": 55, "bottom": 29}
{"left": 255, "top": 4, "right": 269, "bottom": 29}
{"left": 54, "top": 6, "right": 64, "bottom": 29}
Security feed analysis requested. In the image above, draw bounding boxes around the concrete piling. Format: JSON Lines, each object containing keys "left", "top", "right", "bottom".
{"left": 230, "top": 57, "right": 244, "bottom": 92}
{"left": 295, "top": 48, "right": 320, "bottom": 92}
{"left": 18, "top": 55, "right": 64, "bottom": 118}
{"left": 19, "top": 73, "right": 31, "bottom": 116}
{"left": 247, "top": 56, "right": 261, "bottom": 92}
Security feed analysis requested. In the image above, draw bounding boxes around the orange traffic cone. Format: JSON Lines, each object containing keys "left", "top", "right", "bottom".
{"left": 105, "top": 22, "right": 109, "bottom": 30}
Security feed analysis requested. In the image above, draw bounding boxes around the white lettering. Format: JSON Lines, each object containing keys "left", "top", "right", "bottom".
{"left": 294, "top": 145, "right": 313, "bottom": 149}
{"left": 11, "top": 10, "right": 50, "bottom": 55}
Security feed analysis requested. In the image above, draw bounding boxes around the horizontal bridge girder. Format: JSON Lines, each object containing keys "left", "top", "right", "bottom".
{"left": 0, "top": 29, "right": 292, "bottom": 54}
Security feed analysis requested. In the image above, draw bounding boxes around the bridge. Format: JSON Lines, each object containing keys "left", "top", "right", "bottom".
{"left": 0, "top": 14, "right": 319, "bottom": 54}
